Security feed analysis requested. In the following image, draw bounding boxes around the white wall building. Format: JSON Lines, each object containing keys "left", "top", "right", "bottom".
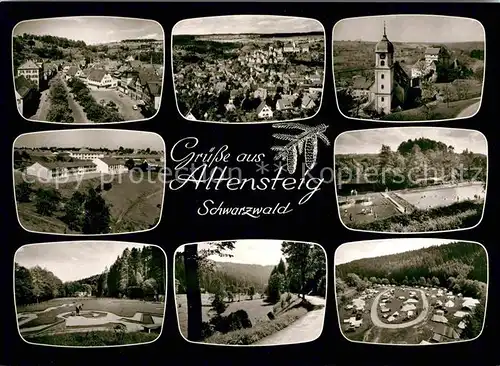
{"left": 26, "top": 161, "right": 98, "bottom": 180}
{"left": 70, "top": 149, "right": 105, "bottom": 160}
{"left": 93, "top": 157, "right": 128, "bottom": 174}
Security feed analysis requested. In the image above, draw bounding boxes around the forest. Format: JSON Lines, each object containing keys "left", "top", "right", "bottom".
{"left": 176, "top": 241, "right": 327, "bottom": 342}
{"left": 335, "top": 241, "right": 487, "bottom": 300}
{"left": 15, "top": 245, "right": 166, "bottom": 306}
{"left": 336, "top": 137, "right": 487, "bottom": 190}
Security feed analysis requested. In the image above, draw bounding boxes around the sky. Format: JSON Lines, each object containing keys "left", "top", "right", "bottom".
{"left": 15, "top": 241, "right": 153, "bottom": 282}
{"left": 13, "top": 17, "right": 163, "bottom": 45}
{"left": 173, "top": 15, "right": 323, "bottom": 35}
{"left": 14, "top": 130, "right": 164, "bottom": 151}
{"left": 177, "top": 240, "right": 285, "bottom": 266}
{"left": 335, "top": 238, "right": 463, "bottom": 265}
{"left": 334, "top": 15, "right": 485, "bottom": 43}
{"left": 335, "top": 128, "right": 487, "bottom": 155}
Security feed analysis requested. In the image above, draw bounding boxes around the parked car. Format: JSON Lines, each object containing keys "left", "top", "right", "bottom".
{"left": 133, "top": 105, "right": 138, "bottom": 110}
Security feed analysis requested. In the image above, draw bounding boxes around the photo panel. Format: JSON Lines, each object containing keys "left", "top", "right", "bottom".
{"left": 334, "top": 238, "right": 488, "bottom": 345}
{"left": 13, "top": 16, "right": 165, "bottom": 124}
{"left": 172, "top": 15, "right": 325, "bottom": 123}
{"left": 333, "top": 15, "right": 485, "bottom": 122}
{"left": 14, "top": 241, "right": 167, "bottom": 348}
{"left": 174, "top": 240, "right": 327, "bottom": 346}
{"left": 13, "top": 129, "right": 166, "bottom": 235}
{"left": 334, "top": 127, "right": 487, "bottom": 233}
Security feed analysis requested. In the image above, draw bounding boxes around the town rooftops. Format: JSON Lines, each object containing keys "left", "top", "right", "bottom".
{"left": 433, "top": 324, "right": 460, "bottom": 340}
{"left": 425, "top": 47, "right": 441, "bottom": 55}
{"left": 87, "top": 69, "right": 108, "bottom": 82}
{"left": 276, "top": 98, "right": 293, "bottom": 110}
{"left": 36, "top": 160, "right": 96, "bottom": 170}
{"left": 352, "top": 76, "right": 373, "bottom": 90}
{"left": 147, "top": 81, "right": 162, "bottom": 97}
{"left": 99, "top": 157, "right": 123, "bottom": 166}
{"left": 256, "top": 101, "right": 269, "bottom": 114}
{"left": 15, "top": 76, "right": 37, "bottom": 98}
{"left": 18, "top": 60, "right": 40, "bottom": 70}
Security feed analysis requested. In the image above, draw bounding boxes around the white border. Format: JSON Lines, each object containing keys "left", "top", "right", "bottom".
{"left": 332, "top": 14, "right": 486, "bottom": 123}
{"left": 11, "top": 16, "right": 166, "bottom": 125}
{"left": 333, "top": 238, "right": 489, "bottom": 346}
{"left": 333, "top": 126, "right": 489, "bottom": 234}
{"left": 12, "top": 128, "right": 167, "bottom": 236}
{"left": 172, "top": 239, "right": 328, "bottom": 347}
{"left": 170, "top": 15, "right": 327, "bottom": 125}
{"left": 13, "top": 240, "right": 168, "bottom": 349}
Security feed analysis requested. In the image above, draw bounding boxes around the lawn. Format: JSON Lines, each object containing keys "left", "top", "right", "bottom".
{"left": 29, "top": 331, "right": 158, "bottom": 346}
{"left": 338, "top": 192, "right": 400, "bottom": 225}
{"left": 176, "top": 293, "right": 274, "bottom": 337}
{"left": 15, "top": 170, "right": 164, "bottom": 234}
{"left": 18, "top": 297, "right": 165, "bottom": 329}
{"left": 382, "top": 98, "right": 480, "bottom": 121}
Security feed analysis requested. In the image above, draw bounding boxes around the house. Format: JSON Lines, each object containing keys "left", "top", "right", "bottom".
{"left": 17, "top": 60, "right": 41, "bottom": 88}
{"left": 256, "top": 102, "right": 273, "bottom": 119}
{"left": 301, "top": 95, "right": 317, "bottom": 110}
{"left": 431, "top": 324, "right": 460, "bottom": 343}
{"left": 93, "top": 157, "right": 128, "bottom": 174}
{"left": 86, "top": 69, "right": 117, "bottom": 88}
{"left": 424, "top": 46, "right": 450, "bottom": 66}
{"left": 65, "top": 66, "right": 80, "bottom": 81}
{"left": 276, "top": 97, "right": 294, "bottom": 111}
{"left": 185, "top": 111, "right": 197, "bottom": 121}
{"left": 69, "top": 148, "right": 105, "bottom": 160}
{"left": 14, "top": 75, "right": 39, "bottom": 118}
{"left": 254, "top": 88, "right": 267, "bottom": 100}
{"left": 26, "top": 161, "right": 98, "bottom": 180}
{"left": 352, "top": 76, "right": 374, "bottom": 99}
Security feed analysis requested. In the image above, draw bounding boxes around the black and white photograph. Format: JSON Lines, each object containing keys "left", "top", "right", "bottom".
{"left": 333, "top": 15, "right": 485, "bottom": 122}
{"left": 174, "top": 240, "right": 327, "bottom": 345}
{"left": 13, "top": 17, "right": 164, "bottom": 124}
{"left": 14, "top": 241, "right": 166, "bottom": 347}
{"left": 334, "top": 238, "right": 487, "bottom": 345}
{"left": 13, "top": 129, "right": 165, "bottom": 235}
{"left": 335, "top": 127, "right": 487, "bottom": 233}
{"left": 172, "top": 15, "right": 325, "bottom": 123}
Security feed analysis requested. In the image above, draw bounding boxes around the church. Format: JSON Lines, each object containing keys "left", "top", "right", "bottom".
{"left": 352, "top": 23, "right": 411, "bottom": 116}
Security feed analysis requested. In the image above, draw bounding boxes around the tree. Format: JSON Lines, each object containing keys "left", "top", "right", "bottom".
{"left": 182, "top": 241, "right": 235, "bottom": 342}
{"left": 267, "top": 271, "right": 285, "bottom": 303}
{"left": 125, "top": 159, "right": 135, "bottom": 170}
{"left": 442, "top": 83, "right": 454, "bottom": 108}
{"left": 431, "top": 276, "right": 440, "bottom": 287}
{"left": 82, "top": 188, "right": 111, "bottom": 234}
{"left": 34, "top": 188, "right": 61, "bottom": 216}
{"left": 15, "top": 182, "right": 33, "bottom": 203}
{"left": 281, "top": 242, "right": 313, "bottom": 299}
{"left": 248, "top": 286, "right": 255, "bottom": 300}
{"left": 461, "top": 303, "right": 485, "bottom": 340}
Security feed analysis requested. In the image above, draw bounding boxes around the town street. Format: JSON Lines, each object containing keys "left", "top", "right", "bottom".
{"left": 456, "top": 98, "right": 481, "bottom": 119}
{"left": 370, "top": 289, "right": 429, "bottom": 329}
{"left": 30, "top": 89, "right": 51, "bottom": 121}
{"left": 57, "top": 73, "right": 90, "bottom": 123}
{"left": 90, "top": 89, "right": 144, "bottom": 121}
{"left": 253, "top": 295, "right": 326, "bottom": 345}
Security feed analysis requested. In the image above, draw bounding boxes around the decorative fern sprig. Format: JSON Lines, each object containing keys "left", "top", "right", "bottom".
{"left": 271, "top": 122, "right": 330, "bottom": 174}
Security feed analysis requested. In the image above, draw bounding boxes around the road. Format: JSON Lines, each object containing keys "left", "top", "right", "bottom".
{"left": 60, "top": 77, "right": 90, "bottom": 123}
{"left": 90, "top": 89, "right": 144, "bottom": 121}
{"left": 253, "top": 295, "right": 326, "bottom": 345}
{"left": 370, "top": 288, "right": 429, "bottom": 329}
{"left": 30, "top": 89, "right": 51, "bottom": 121}
{"left": 456, "top": 99, "right": 481, "bottom": 119}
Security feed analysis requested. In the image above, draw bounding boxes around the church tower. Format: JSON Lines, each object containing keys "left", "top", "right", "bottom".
{"left": 374, "top": 22, "right": 395, "bottom": 115}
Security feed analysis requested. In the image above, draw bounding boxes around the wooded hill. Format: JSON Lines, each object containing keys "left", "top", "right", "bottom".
{"left": 175, "top": 252, "right": 274, "bottom": 294}
{"left": 336, "top": 241, "right": 487, "bottom": 299}
{"left": 15, "top": 245, "right": 166, "bottom": 306}
{"left": 335, "top": 137, "right": 487, "bottom": 190}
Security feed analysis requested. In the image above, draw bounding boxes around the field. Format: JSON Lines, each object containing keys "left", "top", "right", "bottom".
{"left": 338, "top": 184, "right": 485, "bottom": 231}
{"left": 338, "top": 285, "right": 483, "bottom": 344}
{"left": 175, "top": 293, "right": 274, "bottom": 337}
{"left": 17, "top": 297, "right": 165, "bottom": 346}
{"left": 14, "top": 170, "right": 164, "bottom": 234}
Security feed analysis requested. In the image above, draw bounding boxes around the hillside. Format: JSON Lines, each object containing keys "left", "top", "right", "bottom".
{"left": 213, "top": 261, "right": 274, "bottom": 289}
{"left": 336, "top": 241, "right": 487, "bottom": 286}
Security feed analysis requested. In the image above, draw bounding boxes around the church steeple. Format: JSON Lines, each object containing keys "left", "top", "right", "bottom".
{"left": 383, "top": 21, "right": 386, "bottom": 37}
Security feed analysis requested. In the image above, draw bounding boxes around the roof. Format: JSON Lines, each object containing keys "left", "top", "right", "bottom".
{"left": 67, "top": 66, "right": 79, "bottom": 77}
{"left": 277, "top": 98, "right": 293, "bottom": 110}
{"left": 302, "top": 95, "right": 316, "bottom": 108}
{"left": 375, "top": 29, "right": 394, "bottom": 53}
{"left": 87, "top": 69, "right": 108, "bottom": 82}
{"left": 77, "top": 148, "right": 91, "bottom": 153}
{"left": 352, "top": 77, "right": 373, "bottom": 90}
{"left": 34, "top": 160, "right": 96, "bottom": 170}
{"left": 147, "top": 81, "right": 162, "bottom": 97}
{"left": 256, "top": 101, "right": 269, "bottom": 114}
{"left": 425, "top": 47, "right": 441, "bottom": 55}
{"left": 18, "top": 60, "right": 40, "bottom": 70}
{"left": 15, "top": 76, "right": 36, "bottom": 98}
{"left": 98, "top": 157, "right": 123, "bottom": 166}
{"left": 433, "top": 324, "right": 459, "bottom": 339}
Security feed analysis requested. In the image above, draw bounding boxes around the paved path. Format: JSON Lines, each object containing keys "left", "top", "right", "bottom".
{"left": 90, "top": 89, "right": 144, "bottom": 121}
{"left": 370, "top": 288, "right": 429, "bottom": 329}
{"left": 30, "top": 89, "right": 51, "bottom": 121}
{"left": 58, "top": 75, "right": 90, "bottom": 123}
{"left": 253, "top": 296, "right": 326, "bottom": 345}
{"left": 456, "top": 99, "right": 481, "bottom": 118}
